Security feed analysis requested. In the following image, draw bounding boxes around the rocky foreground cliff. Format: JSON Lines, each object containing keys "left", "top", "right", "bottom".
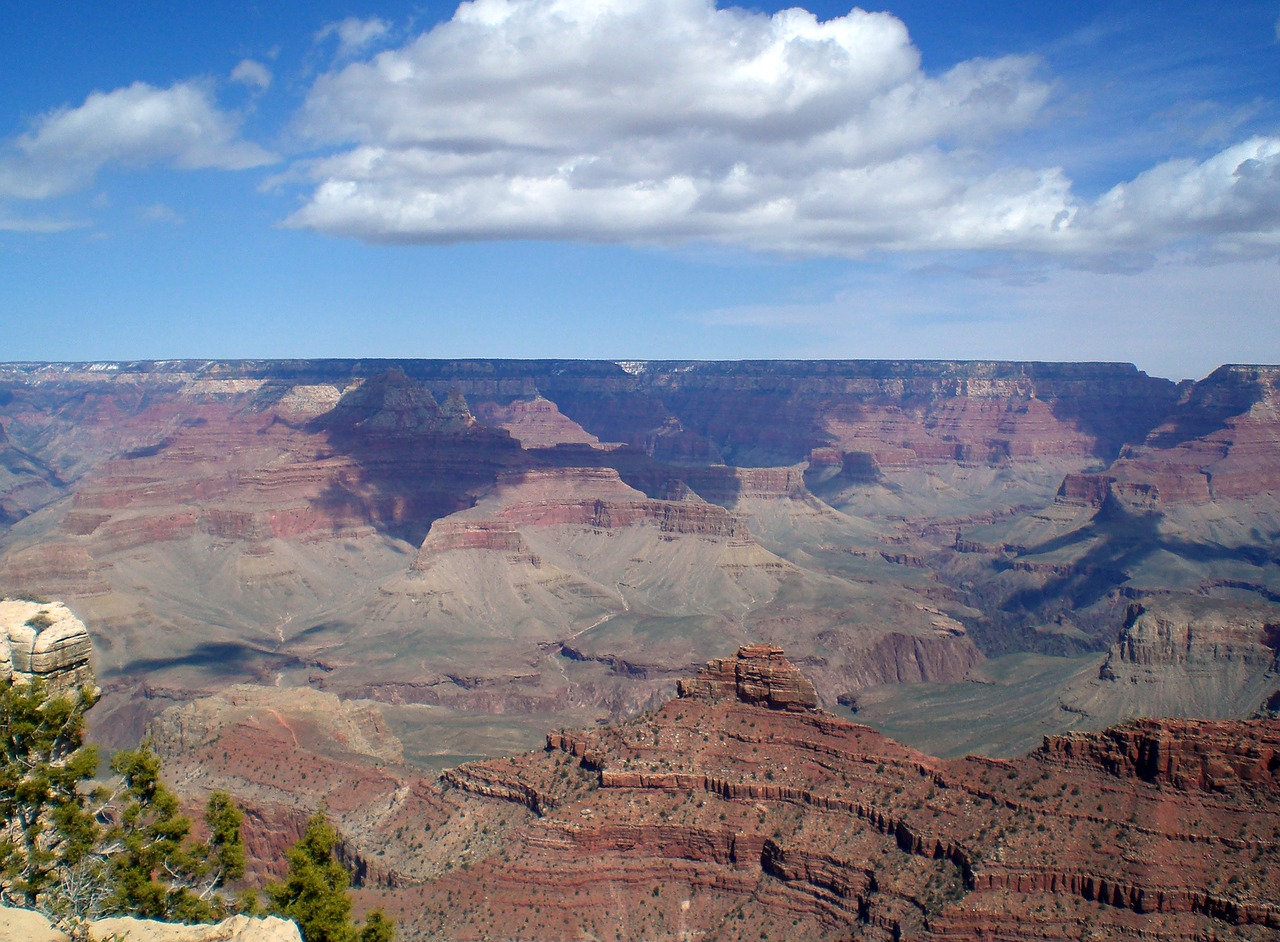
{"left": 149, "top": 645, "right": 1280, "bottom": 942}
{"left": 408, "top": 647, "right": 1280, "bottom": 941}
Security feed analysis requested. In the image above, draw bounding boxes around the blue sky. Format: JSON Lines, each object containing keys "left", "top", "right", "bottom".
{"left": 2, "top": 1, "right": 1278, "bottom": 380}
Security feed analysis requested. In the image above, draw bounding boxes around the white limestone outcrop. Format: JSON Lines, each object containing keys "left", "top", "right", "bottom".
{"left": 0, "top": 905, "right": 302, "bottom": 942}
{"left": 0, "top": 598, "right": 94, "bottom": 693}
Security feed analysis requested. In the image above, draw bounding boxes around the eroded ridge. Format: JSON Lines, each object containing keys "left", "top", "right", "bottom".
{"left": 402, "top": 646, "right": 1280, "bottom": 941}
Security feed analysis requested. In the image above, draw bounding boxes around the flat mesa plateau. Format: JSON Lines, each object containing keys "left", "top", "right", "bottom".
{"left": 2, "top": 358, "right": 1278, "bottom": 940}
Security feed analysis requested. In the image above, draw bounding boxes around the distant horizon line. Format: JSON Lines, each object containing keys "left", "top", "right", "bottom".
{"left": 4, "top": 357, "right": 1276, "bottom": 385}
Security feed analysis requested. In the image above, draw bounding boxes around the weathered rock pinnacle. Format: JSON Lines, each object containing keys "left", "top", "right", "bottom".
{"left": 677, "top": 642, "right": 819, "bottom": 711}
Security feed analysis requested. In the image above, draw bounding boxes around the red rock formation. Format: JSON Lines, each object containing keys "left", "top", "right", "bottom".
{"left": 525, "top": 359, "right": 1177, "bottom": 467}
{"left": 500, "top": 494, "right": 745, "bottom": 538}
{"left": 414, "top": 520, "right": 531, "bottom": 556}
{"left": 441, "top": 761, "right": 560, "bottom": 815}
{"left": 680, "top": 465, "right": 809, "bottom": 505}
{"left": 0, "top": 543, "right": 110, "bottom": 597}
{"left": 1054, "top": 471, "right": 1114, "bottom": 507}
{"left": 0, "top": 358, "right": 1274, "bottom": 781}
{"left": 412, "top": 467, "right": 751, "bottom": 574}
{"left": 145, "top": 685, "right": 466, "bottom": 887}
{"left": 1064, "top": 365, "right": 1280, "bottom": 506}
{"left": 355, "top": 649, "right": 1280, "bottom": 941}
{"left": 474, "top": 396, "right": 602, "bottom": 448}
{"left": 1036, "top": 717, "right": 1280, "bottom": 792}
{"left": 677, "top": 642, "right": 819, "bottom": 711}
{"left": 130, "top": 642, "right": 1280, "bottom": 941}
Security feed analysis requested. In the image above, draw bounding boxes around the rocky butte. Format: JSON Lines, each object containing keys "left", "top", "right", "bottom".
{"left": 678, "top": 641, "right": 820, "bottom": 711}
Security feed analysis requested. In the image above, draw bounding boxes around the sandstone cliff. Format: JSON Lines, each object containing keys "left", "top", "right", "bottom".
{"left": 0, "top": 598, "right": 94, "bottom": 693}
{"left": 1061, "top": 599, "right": 1280, "bottom": 722}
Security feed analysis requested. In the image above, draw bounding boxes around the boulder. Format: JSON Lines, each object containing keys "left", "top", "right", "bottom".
{"left": 0, "top": 598, "right": 94, "bottom": 694}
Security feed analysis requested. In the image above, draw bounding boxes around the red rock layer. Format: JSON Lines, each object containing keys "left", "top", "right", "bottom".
{"left": 496, "top": 495, "right": 745, "bottom": 538}
{"left": 146, "top": 685, "right": 486, "bottom": 889}
{"left": 0, "top": 542, "right": 110, "bottom": 598}
{"left": 1036, "top": 717, "right": 1280, "bottom": 792}
{"left": 369, "top": 648, "right": 1280, "bottom": 942}
{"left": 473, "top": 396, "right": 602, "bottom": 448}
{"left": 1062, "top": 365, "right": 1280, "bottom": 506}
{"left": 677, "top": 642, "right": 819, "bottom": 711}
{"left": 679, "top": 465, "right": 809, "bottom": 505}
{"left": 823, "top": 396, "right": 1104, "bottom": 471}
{"left": 0, "top": 376, "right": 528, "bottom": 622}
{"left": 522, "top": 360, "right": 1177, "bottom": 467}
{"left": 413, "top": 466, "right": 749, "bottom": 571}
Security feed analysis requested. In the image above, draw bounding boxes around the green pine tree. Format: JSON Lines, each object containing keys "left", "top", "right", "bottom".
{"left": 203, "top": 790, "right": 247, "bottom": 889}
{"left": 106, "top": 745, "right": 201, "bottom": 919}
{"left": 0, "top": 679, "right": 100, "bottom": 912}
{"left": 267, "top": 811, "right": 394, "bottom": 942}
{"left": 104, "top": 745, "right": 248, "bottom": 922}
{"left": 358, "top": 908, "right": 396, "bottom": 942}
{"left": 1, "top": 680, "right": 249, "bottom": 925}
{"left": 268, "top": 812, "right": 355, "bottom": 942}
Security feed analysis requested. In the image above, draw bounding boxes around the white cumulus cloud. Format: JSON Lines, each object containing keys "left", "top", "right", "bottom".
{"left": 287, "top": 0, "right": 1056, "bottom": 250}
{"left": 0, "top": 81, "right": 276, "bottom": 200}
{"left": 316, "top": 17, "right": 392, "bottom": 58}
{"left": 231, "top": 59, "right": 273, "bottom": 91}
{"left": 279, "top": 0, "right": 1280, "bottom": 264}
{"left": 1072, "top": 136, "right": 1280, "bottom": 256}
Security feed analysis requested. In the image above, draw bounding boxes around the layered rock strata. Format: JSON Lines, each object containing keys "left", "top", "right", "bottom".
{"left": 1036, "top": 716, "right": 1280, "bottom": 791}
{"left": 0, "top": 358, "right": 1276, "bottom": 759}
{"left": 1060, "top": 599, "right": 1280, "bottom": 722}
{"left": 348, "top": 648, "right": 1280, "bottom": 941}
{"left": 147, "top": 685, "right": 426, "bottom": 885}
{"left": 0, "top": 358, "right": 1180, "bottom": 475}
{"left": 677, "top": 642, "right": 819, "bottom": 711}
{"left": 0, "top": 598, "right": 94, "bottom": 693}
{"left": 1059, "top": 364, "right": 1280, "bottom": 507}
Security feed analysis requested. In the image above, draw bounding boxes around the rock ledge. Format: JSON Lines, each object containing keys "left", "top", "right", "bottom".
{"left": 0, "top": 906, "right": 301, "bottom": 942}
